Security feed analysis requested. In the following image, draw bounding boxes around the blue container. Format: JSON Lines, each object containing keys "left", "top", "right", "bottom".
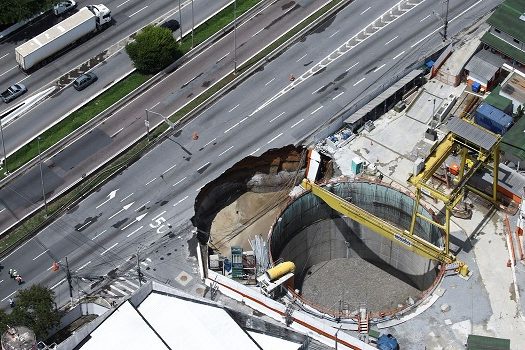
{"left": 223, "top": 258, "right": 232, "bottom": 273}
{"left": 377, "top": 334, "right": 399, "bottom": 350}
{"left": 474, "top": 103, "right": 513, "bottom": 135}
{"left": 472, "top": 81, "right": 481, "bottom": 93}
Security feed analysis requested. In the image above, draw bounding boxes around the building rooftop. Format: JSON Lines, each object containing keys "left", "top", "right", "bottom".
{"left": 465, "top": 49, "right": 505, "bottom": 81}
{"left": 501, "top": 114, "right": 525, "bottom": 160}
{"left": 481, "top": 32, "right": 525, "bottom": 65}
{"left": 501, "top": 70, "right": 525, "bottom": 103}
{"left": 486, "top": 0, "right": 525, "bottom": 43}
{"left": 486, "top": 86, "right": 513, "bottom": 111}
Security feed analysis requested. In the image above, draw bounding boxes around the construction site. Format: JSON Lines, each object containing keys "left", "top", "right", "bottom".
{"left": 192, "top": 19, "right": 525, "bottom": 348}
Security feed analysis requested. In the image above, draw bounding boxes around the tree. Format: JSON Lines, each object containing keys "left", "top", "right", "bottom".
{"left": 9, "top": 285, "right": 61, "bottom": 340}
{"left": 0, "top": 0, "right": 59, "bottom": 25}
{"left": 515, "top": 104, "right": 525, "bottom": 120}
{"left": 126, "top": 25, "right": 182, "bottom": 74}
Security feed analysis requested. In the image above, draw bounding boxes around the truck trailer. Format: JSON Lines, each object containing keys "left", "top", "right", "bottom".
{"left": 15, "top": 5, "right": 111, "bottom": 71}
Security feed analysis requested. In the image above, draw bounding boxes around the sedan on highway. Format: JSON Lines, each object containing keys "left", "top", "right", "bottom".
{"left": 73, "top": 72, "right": 98, "bottom": 91}
{"left": 0, "top": 83, "right": 27, "bottom": 103}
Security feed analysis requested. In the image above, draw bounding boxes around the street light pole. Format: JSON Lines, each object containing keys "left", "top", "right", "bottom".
{"left": 145, "top": 109, "right": 150, "bottom": 141}
{"left": 0, "top": 117, "right": 8, "bottom": 175}
{"left": 178, "top": 0, "right": 183, "bottom": 40}
{"left": 233, "top": 0, "right": 237, "bottom": 74}
{"left": 37, "top": 137, "right": 48, "bottom": 216}
{"left": 191, "top": 0, "right": 195, "bottom": 48}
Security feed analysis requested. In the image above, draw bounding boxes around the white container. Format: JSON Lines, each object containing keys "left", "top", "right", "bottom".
{"left": 15, "top": 7, "right": 96, "bottom": 70}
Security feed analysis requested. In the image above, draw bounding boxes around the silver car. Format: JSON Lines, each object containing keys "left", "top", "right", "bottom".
{"left": 0, "top": 83, "right": 27, "bottom": 103}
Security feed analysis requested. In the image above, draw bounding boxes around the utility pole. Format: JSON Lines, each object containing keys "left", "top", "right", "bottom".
{"left": 433, "top": 0, "right": 449, "bottom": 41}
{"left": 191, "top": 0, "right": 195, "bottom": 48}
{"left": 65, "top": 257, "right": 73, "bottom": 305}
{"left": 178, "top": 0, "right": 183, "bottom": 40}
{"left": 0, "top": 117, "right": 7, "bottom": 175}
{"left": 137, "top": 248, "right": 142, "bottom": 287}
{"left": 37, "top": 137, "right": 48, "bottom": 215}
{"left": 145, "top": 109, "right": 150, "bottom": 141}
{"left": 233, "top": 0, "right": 237, "bottom": 74}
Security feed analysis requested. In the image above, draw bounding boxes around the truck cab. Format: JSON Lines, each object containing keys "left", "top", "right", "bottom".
{"left": 87, "top": 4, "right": 112, "bottom": 27}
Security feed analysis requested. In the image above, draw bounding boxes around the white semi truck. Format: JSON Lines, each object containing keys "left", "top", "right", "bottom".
{"left": 15, "top": 4, "right": 111, "bottom": 71}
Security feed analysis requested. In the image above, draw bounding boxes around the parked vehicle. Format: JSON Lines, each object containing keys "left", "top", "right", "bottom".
{"left": 15, "top": 4, "right": 112, "bottom": 71}
{"left": 73, "top": 72, "right": 98, "bottom": 91}
{"left": 0, "top": 83, "right": 27, "bottom": 103}
{"left": 53, "top": 0, "right": 77, "bottom": 16}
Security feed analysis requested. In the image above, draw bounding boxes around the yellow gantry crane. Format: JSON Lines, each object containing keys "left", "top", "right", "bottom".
{"left": 302, "top": 117, "right": 502, "bottom": 277}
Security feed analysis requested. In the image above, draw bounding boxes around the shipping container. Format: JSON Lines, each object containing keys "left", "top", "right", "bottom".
{"left": 474, "top": 103, "right": 513, "bottom": 135}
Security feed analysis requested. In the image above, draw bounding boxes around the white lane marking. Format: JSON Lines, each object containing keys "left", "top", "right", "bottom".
{"left": 384, "top": 35, "right": 398, "bottom": 45}
{"left": 310, "top": 106, "right": 324, "bottom": 115}
{"left": 267, "top": 133, "right": 283, "bottom": 144}
{"left": 92, "top": 229, "right": 107, "bottom": 240}
{"left": 150, "top": 101, "right": 160, "bottom": 109}
{"left": 196, "top": 185, "right": 204, "bottom": 192}
{"left": 129, "top": 6, "right": 147, "bottom": 17}
{"left": 332, "top": 91, "right": 345, "bottom": 100}
{"left": 224, "top": 121, "right": 240, "bottom": 133}
{"left": 353, "top": 77, "right": 366, "bottom": 86}
{"left": 252, "top": 28, "right": 264, "bottom": 37}
{"left": 145, "top": 178, "right": 156, "bottom": 186}
{"left": 77, "top": 220, "right": 92, "bottom": 231}
{"left": 96, "top": 189, "right": 119, "bottom": 209}
{"left": 117, "top": 0, "right": 131, "bottom": 7}
{"left": 217, "top": 52, "right": 230, "bottom": 62}
{"left": 110, "top": 284, "right": 126, "bottom": 295}
{"left": 32, "top": 250, "right": 48, "bottom": 261}
{"left": 120, "top": 193, "right": 134, "bottom": 202}
{"left": 360, "top": 6, "right": 371, "bottom": 15}
{"left": 219, "top": 146, "right": 234, "bottom": 157}
{"left": 197, "top": 162, "right": 210, "bottom": 171}
{"left": 108, "top": 202, "right": 134, "bottom": 220}
{"left": 162, "top": 163, "right": 177, "bottom": 174}
{"left": 126, "top": 225, "right": 143, "bottom": 238}
{"left": 312, "top": 86, "right": 322, "bottom": 95}
{"left": 116, "top": 281, "right": 136, "bottom": 292}
{"left": 0, "top": 280, "right": 3, "bottom": 284}
{"left": 249, "top": 148, "right": 260, "bottom": 156}
{"left": 173, "top": 176, "right": 187, "bottom": 186}
{"left": 329, "top": 30, "right": 340, "bottom": 38}
{"left": 17, "top": 74, "right": 32, "bottom": 83}
{"left": 0, "top": 66, "right": 16, "bottom": 77}
{"left": 291, "top": 119, "right": 304, "bottom": 128}
{"left": 239, "top": 116, "right": 248, "bottom": 123}
{"left": 174, "top": 196, "right": 189, "bottom": 206}
{"left": 0, "top": 208, "right": 5, "bottom": 214}
{"left": 374, "top": 64, "right": 386, "bottom": 72}
{"left": 392, "top": 50, "right": 405, "bottom": 60}
{"left": 153, "top": 211, "right": 166, "bottom": 221}
{"left": 265, "top": 78, "right": 275, "bottom": 86}
{"left": 76, "top": 261, "right": 91, "bottom": 272}
{"left": 346, "top": 62, "right": 359, "bottom": 71}
{"left": 229, "top": 104, "right": 240, "bottom": 113}
{"left": 136, "top": 201, "right": 150, "bottom": 211}
{"left": 203, "top": 138, "right": 216, "bottom": 148}
{"left": 120, "top": 220, "right": 136, "bottom": 231}
{"left": 101, "top": 243, "right": 119, "bottom": 255}
{"left": 111, "top": 127, "right": 124, "bottom": 137}
{"left": 0, "top": 53, "right": 9, "bottom": 60}
{"left": 50, "top": 278, "right": 66, "bottom": 290}
{"left": 420, "top": 14, "right": 430, "bottom": 22}
{"left": 296, "top": 53, "right": 307, "bottom": 62}
{"left": 269, "top": 112, "right": 285, "bottom": 123}
{"left": 411, "top": 0, "right": 482, "bottom": 48}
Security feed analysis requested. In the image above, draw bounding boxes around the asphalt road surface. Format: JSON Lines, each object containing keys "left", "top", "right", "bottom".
{"left": 0, "top": 0, "right": 502, "bottom": 307}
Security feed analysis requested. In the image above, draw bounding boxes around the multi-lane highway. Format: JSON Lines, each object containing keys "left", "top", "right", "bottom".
{"left": 0, "top": 0, "right": 231, "bottom": 154}
{"left": 0, "top": 0, "right": 502, "bottom": 306}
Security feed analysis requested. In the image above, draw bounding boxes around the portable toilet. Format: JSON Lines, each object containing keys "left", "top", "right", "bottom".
{"left": 351, "top": 157, "right": 364, "bottom": 175}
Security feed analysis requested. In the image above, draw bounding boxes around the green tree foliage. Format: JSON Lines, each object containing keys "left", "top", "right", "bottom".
{"left": 0, "top": 0, "right": 59, "bottom": 25}
{"left": 8, "top": 285, "right": 60, "bottom": 340}
{"left": 126, "top": 25, "right": 182, "bottom": 74}
{"left": 515, "top": 105, "right": 524, "bottom": 120}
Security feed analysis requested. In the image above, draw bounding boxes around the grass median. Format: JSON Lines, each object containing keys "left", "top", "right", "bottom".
{"left": 0, "top": 0, "right": 345, "bottom": 255}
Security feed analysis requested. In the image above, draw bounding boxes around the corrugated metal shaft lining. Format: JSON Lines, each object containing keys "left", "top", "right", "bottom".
{"left": 344, "top": 69, "right": 423, "bottom": 124}
{"left": 447, "top": 116, "right": 498, "bottom": 151}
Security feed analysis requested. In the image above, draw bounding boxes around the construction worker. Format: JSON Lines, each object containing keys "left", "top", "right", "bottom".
{"left": 15, "top": 275, "right": 22, "bottom": 285}
{"left": 8, "top": 268, "right": 13, "bottom": 277}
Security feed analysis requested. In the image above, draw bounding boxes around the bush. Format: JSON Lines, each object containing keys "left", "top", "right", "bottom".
{"left": 126, "top": 25, "right": 182, "bottom": 74}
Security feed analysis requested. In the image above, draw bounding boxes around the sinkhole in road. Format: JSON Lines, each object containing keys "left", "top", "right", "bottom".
{"left": 269, "top": 181, "right": 443, "bottom": 317}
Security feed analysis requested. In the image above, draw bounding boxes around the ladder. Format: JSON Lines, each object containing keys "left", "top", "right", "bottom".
{"left": 357, "top": 306, "right": 369, "bottom": 342}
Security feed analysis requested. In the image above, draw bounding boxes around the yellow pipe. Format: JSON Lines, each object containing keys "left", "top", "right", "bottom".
{"left": 266, "top": 261, "right": 295, "bottom": 281}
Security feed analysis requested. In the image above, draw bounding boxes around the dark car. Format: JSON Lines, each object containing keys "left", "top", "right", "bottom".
{"left": 73, "top": 72, "right": 98, "bottom": 91}
{"left": 1, "top": 83, "right": 27, "bottom": 103}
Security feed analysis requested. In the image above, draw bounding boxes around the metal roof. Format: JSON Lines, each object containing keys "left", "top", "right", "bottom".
{"left": 447, "top": 116, "right": 499, "bottom": 150}
{"left": 344, "top": 69, "right": 423, "bottom": 125}
{"left": 465, "top": 50, "right": 504, "bottom": 81}
{"left": 487, "top": 0, "right": 525, "bottom": 43}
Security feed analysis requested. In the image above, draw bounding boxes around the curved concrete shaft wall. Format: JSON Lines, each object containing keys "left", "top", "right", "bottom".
{"left": 270, "top": 182, "right": 442, "bottom": 293}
